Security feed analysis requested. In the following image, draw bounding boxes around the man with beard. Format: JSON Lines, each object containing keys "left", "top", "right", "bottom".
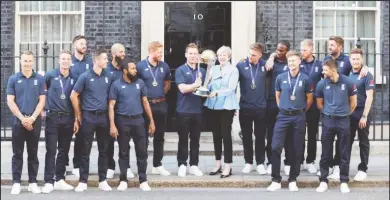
{"left": 347, "top": 48, "right": 375, "bottom": 182}
{"left": 175, "top": 43, "right": 206, "bottom": 177}
{"left": 266, "top": 50, "right": 313, "bottom": 192}
{"left": 136, "top": 41, "right": 172, "bottom": 176}
{"left": 315, "top": 59, "right": 357, "bottom": 193}
{"left": 71, "top": 47, "right": 113, "bottom": 192}
{"left": 321, "top": 36, "right": 369, "bottom": 178}
{"left": 70, "top": 35, "right": 94, "bottom": 177}
{"left": 7, "top": 51, "right": 46, "bottom": 195}
{"left": 105, "top": 43, "right": 135, "bottom": 179}
{"left": 237, "top": 43, "right": 268, "bottom": 175}
{"left": 108, "top": 58, "right": 155, "bottom": 191}
{"left": 264, "top": 40, "right": 292, "bottom": 175}
{"left": 41, "top": 50, "right": 79, "bottom": 194}
{"left": 298, "top": 39, "right": 323, "bottom": 174}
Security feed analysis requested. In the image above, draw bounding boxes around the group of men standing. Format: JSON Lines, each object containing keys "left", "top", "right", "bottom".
{"left": 6, "top": 34, "right": 374, "bottom": 195}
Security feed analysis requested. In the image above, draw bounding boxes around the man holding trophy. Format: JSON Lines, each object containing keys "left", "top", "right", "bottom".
{"left": 175, "top": 43, "right": 206, "bottom": 177}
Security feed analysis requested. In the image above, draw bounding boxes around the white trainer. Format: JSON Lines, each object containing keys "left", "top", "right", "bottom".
{"left": 127, "top": 168, "right": 135, "bottom": 178}
{"left": 266, "top": 164, "right": 272, "bottom": 174}
{"left": 340, "top": 183, "right": 350, "bottom": 193}
{"left": 328, "top": 166, "right": 340, "bottom": 180}
{"left": 98, "top": 180, "right": 112, "bottom": 191}
{"left": 256, "top": 164, "right": 267, "bottom": 175}
{"left": 27, "top": 183, "right": 41, "bottom": 194}
{"left": 41, "top": 183, "right": 54, "bottom": 194}
{"left": 306, "top": 163, "right": 318, "bottom": 174}
{"left": 106, "top": 169, "right": 115, "bottom": 179}
{"left": 54, "top": 179, "right": 74, "bottom": 190}
{"left": 189, "top": 165, "right": 204, "bottom": 176}
{"left": 117, "top": 181, "right": 128, "bottom": 191}
{"left": 178, "top": 165, "right": 187, "bottom": 177}
{"left": 75, "top": 182, "right": 88, "bottom": 192}
{"left": 10, "top": 183, "right": 21, "bottom": 195}
{"left": 353, "top": 171, "right": 367, "bottom": 181}
{"left": 316, "top": 182, "right": 328, "bottom": 192}
{"left": 241, "top": 164, "right": 253, "bottom": 174}
{"left": 284, "top": 165, "right": 290, "bottom": 176}
{"left": 266, "top": 182, "right": 281, "bottom": 192}
{"left": 140, "top": 181, "right": 151, "bottom": 191}
{"left": 72, "top": 168, "right": 80, "bottom": 178}
{"left": 152, "top": 166, "right": 171, "bottom": 176}
{"left": 289, "top": 182, "right": 299, "bottom": 192}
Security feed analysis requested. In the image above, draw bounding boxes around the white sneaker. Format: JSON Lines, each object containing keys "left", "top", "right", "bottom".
{"left": 75, "top": 182, "right": 88, "bottom": 192}
{"left": 178, "top": 165, "right": 187, "bottom": 177}
{"left": 28, "top": 183, "right": 41, "bottom": 194}
{"left": 41, "top": 183, "right": 54, "bottom": 194}
{"left": 266, "top": 164, "right": 272, "bottom": 174}
{"left": 106, "top": 169, "right": 115, "bottom": 179}
{"left": 328, "top": 166, "right": 340, "bottom": 180}
{"left": 266, "top": 182, "right": 281, "bottom": 192}
{"left": 316, "top": 182, "right": 328, "bottom": 192}
{"left": 54, "top": 179, "right": 74, "bottom": 190}
{"left": 10, "top": 183, "right": 21, "bottom": 195}
{"left": 72, "top": 168, "right": 80, "bottom": 178}
{"left": 306, "top": 163, "right": 318, "bottom": 174}
{"left": 117, "top": 181, "right": 128, "bottom": 191}
{"left": 289, "top": 182, "right": 299, "bottom": 192}
{"left": 241, "top": 164, "right": 253, "bottom": 174}
{"left": 189, "top": 165, "right": 204, "bottom": 176}
{"left": 256, "top": 164, "right": 267, "bottom": 175}
{"left": 127, "top": 168, "right": 135, "bottom": 178}
{"left": 140, "top": 182, "right": 151, "bottom": 191}
{"left": 152, "top": 166, "right": 171, "bottom": 176}
{"left": 317, "top": 167, "right": 333, "bottom": 176}
{"left": 98, "top": 180, "right": 112, "bottom": 191}
{"left": 354, "top": 171, "right": 367, "bottom": 181}
{"left": 340, "top": 183, "right": 350, "bottom": 193}
{"left": 284, "top": 166, "right": 290, "bottom": 176}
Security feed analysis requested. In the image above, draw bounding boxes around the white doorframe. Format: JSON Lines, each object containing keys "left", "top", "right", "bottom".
{"left": 141, "top": 1, "right": 256, "bottom": 140}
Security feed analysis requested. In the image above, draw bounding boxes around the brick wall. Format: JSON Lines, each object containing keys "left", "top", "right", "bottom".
{"left": 84, "top": 1, "right": 141, "bottom": 61}
{"left": 256, "top": 1, "right": 313, "bottom": 51}
{"left": 1, "top": 1, "right": 15, "bottom": 127}
{"left": 376, "top": 1, "right": 389, "bottom": 120}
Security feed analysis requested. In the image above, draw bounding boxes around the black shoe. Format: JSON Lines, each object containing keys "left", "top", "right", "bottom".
{"left": 209, "top": 167, "right": 222, "bottom": 176}
{"left": 220, "top": 169, "right": 232, "bottom": 178}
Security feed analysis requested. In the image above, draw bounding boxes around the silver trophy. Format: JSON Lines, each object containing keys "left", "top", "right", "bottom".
{"left": 193, "top": 49, "right": 216, "bottom": 97}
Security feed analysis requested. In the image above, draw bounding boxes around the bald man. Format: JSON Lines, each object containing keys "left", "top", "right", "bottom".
{"left": 106, "top": 43, "right": 135, "bottom": 179}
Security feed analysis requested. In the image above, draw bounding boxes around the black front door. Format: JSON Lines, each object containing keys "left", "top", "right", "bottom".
{"left": 164, "top": 2, "right": 232, "bottom": 132}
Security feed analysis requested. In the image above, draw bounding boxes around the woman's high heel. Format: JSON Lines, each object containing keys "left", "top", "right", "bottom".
{"left": 209, "top": 167, "right": 222, "bottom": 175}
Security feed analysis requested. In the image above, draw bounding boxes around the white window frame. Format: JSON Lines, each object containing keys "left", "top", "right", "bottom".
{"left": 14, "top": 1, "right": 85, "bottom": 73}
{"left": 313, "top": 1, "right": 386, "bottom": 84}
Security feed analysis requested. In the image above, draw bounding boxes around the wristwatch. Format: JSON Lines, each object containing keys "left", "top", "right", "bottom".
{"left": 362, "top": 114, "right": 367, "bottom": 119}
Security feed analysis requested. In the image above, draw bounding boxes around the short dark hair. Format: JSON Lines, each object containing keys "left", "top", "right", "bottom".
{"left": 120, "top": 57, "right": 136, "bottom": 72}
{"left": 329, "top": 36, "right": 344, "bottom": 47}
{"left": 278, "top": 40, "right": 291, "bottom": 50}
{"left": 93, "top": 47, "right": 106, "bottom": 61}
{"left": 72, "top": 35, "right": 86, "bottom": 44}
{"left": 323, "top": 59, "right": 338, "bottom": 70}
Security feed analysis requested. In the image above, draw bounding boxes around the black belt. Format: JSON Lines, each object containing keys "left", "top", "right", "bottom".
{"left": 85, "top": 110, "right": 107, "bottom": 115}
{"left": 47, "top": 110, "right": 72, "bottom": 116}
{"left": 148, "top": 97, "right": 166, "bottom": 104}
{"left": 279, "top": 109, "right": 304, "bottom": 116}
{"left": 117, "top": 113, "right": 143, "bottom": 119}
{"left": 323, "top": 114, "right": 349, "bottom": 119}
{"left": 21, "top": 113, "right": 33, "bottom": 117}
